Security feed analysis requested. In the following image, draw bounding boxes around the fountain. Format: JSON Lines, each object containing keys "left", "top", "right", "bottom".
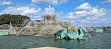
{"left": 34, "top": 25, "right": 63, "bottom": 37}
{"left": 16, "top": 19, "right": 30, "bottom": 36}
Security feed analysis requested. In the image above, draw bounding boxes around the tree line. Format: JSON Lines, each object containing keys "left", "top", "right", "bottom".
{"left": 0, "top": 14, "right": 30, "bottom": 27}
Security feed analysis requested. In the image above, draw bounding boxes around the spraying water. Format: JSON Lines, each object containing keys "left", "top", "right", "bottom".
{"left": 44, "top": 5, "right": 55, "bottom": 14}
{"left": 16, "top": 19, "right": 30, "bottom": 36}
{"left": 35, "top": 25, "right": 62, "bottom": 37}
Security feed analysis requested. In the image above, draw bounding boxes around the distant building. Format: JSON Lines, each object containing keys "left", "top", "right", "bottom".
{"left": 42, "top": 5, "right": 57, "bottom": 21}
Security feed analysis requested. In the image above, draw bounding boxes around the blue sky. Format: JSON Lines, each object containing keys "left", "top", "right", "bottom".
{"left": 0, "top": 0, "right": 111, "bottom": 27}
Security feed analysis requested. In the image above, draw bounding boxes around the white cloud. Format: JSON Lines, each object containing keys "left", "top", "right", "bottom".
{"left": 1, "top": 6, "right": 43, "bottom": 20}
{"left": 60, "top": 11, "right": 63, "bottom": 14}
{"left": 31, "top": 0, "right": 69, "bottom": 5}
{"left": 0, "top": 1, "right": 12, "bottom": 6}
{"left": 101, "top": 0, "right": 111, "bottom": 3}
{"left": 65, "top": 12, "right": 75, "bottom": 19}
{"left": 75, "top": 3, "right": 105, "bottom": 17}
{"left": 65, "top": 16, "right": 75, "bottom": 19}
{"left": 66, "top": 3, "right": 106, "bottom": 19}
{"left": 65, "top": 3, "right": 107, "bottom": 27}
{"left": 75, "top": 3, "right": 91, "bottom": 11}
{"left": 30, "top": 16, "right": 42, "bottom": 20}
{"left": 2, "top": 6, "right": 42, "bottom": 15}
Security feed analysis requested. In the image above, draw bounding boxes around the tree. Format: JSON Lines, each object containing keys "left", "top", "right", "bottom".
{"left": 0, "top": 14, "right": 30, "bottom": 27}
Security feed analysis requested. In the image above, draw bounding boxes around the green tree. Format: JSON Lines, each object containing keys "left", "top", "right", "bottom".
{"left": 0, "top": 14, "right": 30, "bottom": 27}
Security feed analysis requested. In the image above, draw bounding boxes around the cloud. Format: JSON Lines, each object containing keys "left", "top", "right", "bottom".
{"left": 101, "top": 0, "right": 111, "bottom": 3}
{"left": 65, "top": 12, "right": 75, "bottom": 19}
{"left": 65, "top": 3, "right": 107, "bottom": 27}
{"left": 60, "top": 11, "right": 63, "bottom": 14}
{"left": 1, "top": 6, "right": 43, "bottom": 20}
{"left": 75, "top": 3, "right": 91, "bottom": 11}
{"left": 0, "top": 1, "right": 12, "bottom": 6}
{"left": 75, "top": 3, "right": 105, "bottom": 17}
{"left": 66, "top": 3, "right": 106, "bottom": 19}
{"left": 2, "top": 6, "right": 42, "bottom": 15}
{"left": 31, "top": 0, "right": 69, "bottom": 5}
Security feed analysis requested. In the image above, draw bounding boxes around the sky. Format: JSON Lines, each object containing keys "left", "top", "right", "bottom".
{"left": 0, "top": 0, "right": 111, "bottom": 27}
